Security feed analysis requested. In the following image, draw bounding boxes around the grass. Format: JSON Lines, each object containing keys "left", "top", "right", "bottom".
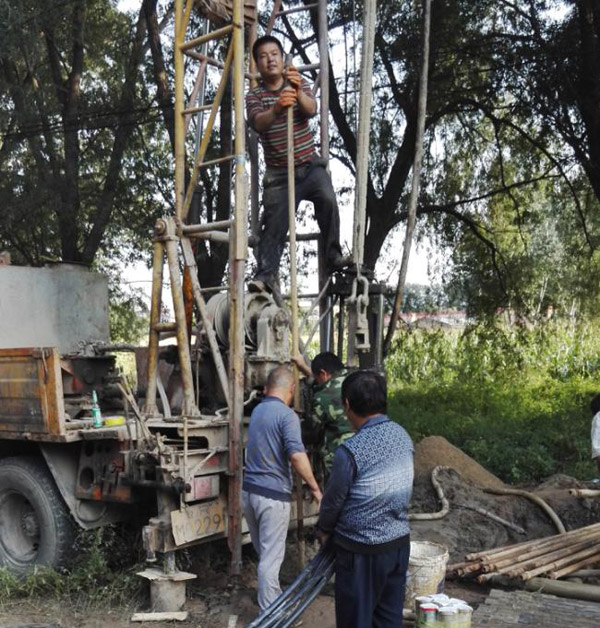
{"left": 0, "top": 527, "right": 145, "bottom": 609}
{"left": 386, "top": 321, "right": 600, "bottom": 483}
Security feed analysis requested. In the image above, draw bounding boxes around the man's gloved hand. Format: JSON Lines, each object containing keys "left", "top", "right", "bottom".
{"left": 274, "top": 85, "right": 297, "bottom": 113}
{"left": 284, "top": 65, "right": 302, "bottom": 91}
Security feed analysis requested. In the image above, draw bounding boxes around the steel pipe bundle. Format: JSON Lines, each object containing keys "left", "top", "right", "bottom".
{"left": 244, "top": 544, "right": 335, "bottom": 628}
{"left": 447, "top": 523, "right": 600, "bottom": 583}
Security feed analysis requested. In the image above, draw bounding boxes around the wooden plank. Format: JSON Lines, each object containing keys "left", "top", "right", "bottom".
{"left": 473, "top": 588, "right": 600, "bottom": 627}
{"left": 131, "top": 611, "right": 188, "bottom": 622}
{"left": 0, "top": 348, "right": 65, "bottom": 435}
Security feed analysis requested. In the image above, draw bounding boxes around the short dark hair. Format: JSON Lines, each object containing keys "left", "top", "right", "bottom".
{"left": 252, "top": 35, "right": 284, "bottom": 62}
{"left": 311, "top": 352, "right": 343, "bottom": 377}
{"left": 266, "top": 365, "right": 294, "bottom": 392}
{"left": 341, "top": 370, "right": 387, "bottom": 417}
{"left": 591, "top": 394, "right": 600, "bottom": 415}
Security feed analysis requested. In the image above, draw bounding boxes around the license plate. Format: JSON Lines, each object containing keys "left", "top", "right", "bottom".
{"left": 171, "top": 496, "right": 227, "bottom": 545}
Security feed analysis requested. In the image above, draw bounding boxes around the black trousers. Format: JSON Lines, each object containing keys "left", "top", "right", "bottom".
{"left": 254, "top": 160, "right": 343, "bottom": 282}
{"left": 334, "top": 543, "right": 411, "bottom": 628}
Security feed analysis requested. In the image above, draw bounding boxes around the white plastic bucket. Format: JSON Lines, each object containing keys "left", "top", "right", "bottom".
{"left": 404, "top": 541, "right": 449, "bottom": 608}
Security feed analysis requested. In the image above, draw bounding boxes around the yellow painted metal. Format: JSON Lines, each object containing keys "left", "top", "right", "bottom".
{"left": 181, "top": 0, "right": 194, "bottom": 37}
{"left": 181, "top": 43, "right": 234, "bottom": 220}
{"left": 174, "top": 0, "right": 186, "bottom": 219}
{"left": 179, "top": 24, "right": 234, "bottom": 52}
{"left": 164, "top": 232, "right": 200, "bottom": 416}
{"left": 171, "top": 495, "right": 228, "bottom": 545}
{"left": 143, "top": 240, "right": 165, "bottom": 416}
{"left": 227, "top": 0, "right": 247, "bottom": 578}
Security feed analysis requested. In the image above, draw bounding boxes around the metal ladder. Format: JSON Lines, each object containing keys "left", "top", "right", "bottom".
{"left": 143, "top": 0, "right": 377, "bottom": 575}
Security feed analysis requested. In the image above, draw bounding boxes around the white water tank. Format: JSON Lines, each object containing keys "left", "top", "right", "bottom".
{"left": 0, "top": 264, "right": 109, "bottom": 354}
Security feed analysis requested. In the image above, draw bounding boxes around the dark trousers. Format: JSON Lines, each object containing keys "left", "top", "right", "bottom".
{"left": 255, "top": 160, "right": 343, "bottom": 281}
{"left": 335, "top": 543, "right": 411, "bottom": 628}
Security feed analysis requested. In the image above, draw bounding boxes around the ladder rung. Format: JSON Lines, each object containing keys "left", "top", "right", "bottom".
{"left": 154, "top": 322, "right": 178, "bottom": 333}
{"left": 183, "top": 104, "right": 214, "bottom": 116}
{"left": 187, "top": 231, "right": 230, "bottom": 243}
{"left": 297, "top": 63, "right": 320, "bottom": 72}
{"left": 187, "top": 51, "right": 256, "bottom": 81}
{"left": 277, "top": 4, "right": 318, "bottom": 17}
{"left": 187, "top": 52, "right": 226, "bottom": 71}
{"left": 181, "top": 219, "right": 233, "bottom": 235}
{"left": 179, "top": 24, "right": 233, "bottom": 52}
{"left": 196, "top": 155, "right": 236, "bottom": 170}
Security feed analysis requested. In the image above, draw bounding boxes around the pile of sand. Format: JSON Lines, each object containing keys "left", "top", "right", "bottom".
{"left": 414, "top": 435, "right": 505, "bottom": 490}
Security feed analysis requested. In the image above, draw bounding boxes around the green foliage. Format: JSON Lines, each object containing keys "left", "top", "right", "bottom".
{"left": 0, "top": 0, "right": 169, "bottom": 266}
{"left": 108, "top": 285, "right": 149, "bottom": 345}
{"left": 0, "top": 526, "right": 143, "bottom": 608}
{"left": 386, "top": 320, "right": 600, "bottom": 483}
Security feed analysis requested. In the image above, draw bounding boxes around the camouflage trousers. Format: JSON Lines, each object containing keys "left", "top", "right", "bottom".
{"left": 322, "top": 432, "right": 354, "bottom": 476}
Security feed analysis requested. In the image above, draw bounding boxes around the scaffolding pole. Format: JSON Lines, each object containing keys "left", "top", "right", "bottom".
{"left": 227, "top": 0, "right": 247, "bottom": 576}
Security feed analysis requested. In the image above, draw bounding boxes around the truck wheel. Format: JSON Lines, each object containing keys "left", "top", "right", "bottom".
{"left": 0, "top": 457, "right": 75, "bottom": 573}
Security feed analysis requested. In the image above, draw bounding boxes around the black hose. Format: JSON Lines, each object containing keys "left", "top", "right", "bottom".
{"left": 244, "top": 543, "right": 336, "bottom": 628}
{"left": 262, "top": 553, "right": 335, "bottom": 628}
{"left": 279, "top": 564, "right": 335, "bottom": 628}
{"left": 245, "top": 545, "right": 332, "bottom": 628}
{"left": 250, "top": 550, "right": 334, "bottom": 627}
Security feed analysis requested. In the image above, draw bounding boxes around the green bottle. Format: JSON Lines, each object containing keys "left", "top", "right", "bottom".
{"left": 91, "top": 390, "right": 103, "bottom": 428}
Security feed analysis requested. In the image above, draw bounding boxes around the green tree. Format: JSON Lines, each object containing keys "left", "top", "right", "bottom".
{"left": 0, "top": 0, "right": 170, "bottom": 266}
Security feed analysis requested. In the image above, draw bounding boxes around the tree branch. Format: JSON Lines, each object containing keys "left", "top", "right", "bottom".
{"left": 145, "top": 0, "right": 175, "bottom": 148}
{"left": 82, "top": 1, "right": 148, "bottom": 263}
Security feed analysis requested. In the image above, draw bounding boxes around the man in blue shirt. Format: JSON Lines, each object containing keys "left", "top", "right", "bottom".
{"left": 317, "top": 370, "right": 414, "bottom": 628}
{"left": 243, "top": 365, "right": 322, "bottom": 611}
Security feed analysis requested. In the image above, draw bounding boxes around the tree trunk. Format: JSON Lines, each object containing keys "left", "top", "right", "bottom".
{"left": 81, "top": 2, "right": 149, "bottom": 264}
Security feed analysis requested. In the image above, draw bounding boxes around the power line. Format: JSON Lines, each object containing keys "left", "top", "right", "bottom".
{"left": 0, "top": 102, "right": 166, "bottom": 140}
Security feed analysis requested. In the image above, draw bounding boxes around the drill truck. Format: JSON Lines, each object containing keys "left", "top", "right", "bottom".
{"left": 0, "top": 3, "right": 384, "bottom": 611}
{"left": 0, "top": 261, "right": 299, "bottom": 574}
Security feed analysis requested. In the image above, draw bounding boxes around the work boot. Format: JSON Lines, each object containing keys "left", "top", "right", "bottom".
{"left": 328, "top": 255, "right": 354, "bottom": 274}
{"left": 248, "top": 277, "right": 284, "bottom": 307}
{"left": 266, "top": 279, "right": 284, "bottom": 308}
{"left": 248, "top": 279, "right": 267, "bottom": 293}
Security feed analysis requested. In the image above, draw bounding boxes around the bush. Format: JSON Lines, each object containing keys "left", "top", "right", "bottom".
{"left": 386, "top": 320, "right": 600, "bottom": 483}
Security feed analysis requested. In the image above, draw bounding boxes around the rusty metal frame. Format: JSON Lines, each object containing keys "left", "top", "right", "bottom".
{"left": 170, "top": 0, "right": 248, "bottom": 575}
{"left": 0, "top": 347, "right": 66, "bottom": 436}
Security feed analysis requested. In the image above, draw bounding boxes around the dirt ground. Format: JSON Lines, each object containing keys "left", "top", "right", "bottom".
{"left": 411, "top": 436, "right": 600, "bottom": 562}
{"left": 0, "top": 546, "right": 336, "bottom": 628}
{"left": 1, "top": 435, "right": 598, "bottom": 627}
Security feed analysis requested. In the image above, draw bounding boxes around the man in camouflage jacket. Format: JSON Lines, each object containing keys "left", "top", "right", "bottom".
{"left": 293, "top": 352, "right": 352, "bottom": 476}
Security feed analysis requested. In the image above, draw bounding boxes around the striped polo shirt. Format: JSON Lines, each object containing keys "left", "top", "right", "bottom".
{"left": 246, "top": 77, "right": 316, "bottom": 167}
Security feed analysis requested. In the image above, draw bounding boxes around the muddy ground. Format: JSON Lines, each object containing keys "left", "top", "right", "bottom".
{"left": 1, "top": 436, "right": 599, "bottom": 628}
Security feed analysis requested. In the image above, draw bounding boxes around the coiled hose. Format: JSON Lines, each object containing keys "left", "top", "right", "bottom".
{"left": 244, "top": 543, "right": 335, "bottom": 628}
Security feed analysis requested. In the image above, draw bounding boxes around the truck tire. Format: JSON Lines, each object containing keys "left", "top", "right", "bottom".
{"left": 0, "top": 457, "right": 75, "bottom": 573}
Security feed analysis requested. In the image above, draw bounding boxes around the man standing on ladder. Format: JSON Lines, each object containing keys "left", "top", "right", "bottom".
{"left": 246, "top": 35, "right": 349, "bottom": 299}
